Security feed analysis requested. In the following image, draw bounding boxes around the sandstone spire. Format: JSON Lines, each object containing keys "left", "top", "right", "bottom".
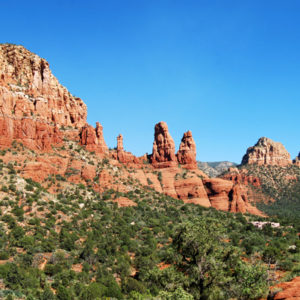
{"left": 117, "top": 134, "right": 123, "bottom": 151}
{"left": 80, "top": 122, "right": 108, "bottom": 154}
{"left": 177, "top": 130, "right": 197, "bottom": 169}
{"left": 241, "top": 137, "right": 292, "bottom": 166}
{"left": 151, "top": 121, "right": 177, "bottom": 168}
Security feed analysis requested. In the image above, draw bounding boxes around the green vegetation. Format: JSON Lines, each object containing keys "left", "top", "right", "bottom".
{"left": 0, "top": 159, "right": 298, "bottom": 299}
{"left": 238, "top": 164, "right": 300, "bottom": 225}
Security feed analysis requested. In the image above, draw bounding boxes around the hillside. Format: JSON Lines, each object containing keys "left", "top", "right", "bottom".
{"left": 222, "top": 137, "right": 300, "bottom": 222}
{"left": 0, "top": 155, "right": 299, "bottom": 299}
{"left": 0, "top": 44, "right": 299, "bottom": 299}
{"left": 223, "top": 164, "right": 300, "bottom": 221}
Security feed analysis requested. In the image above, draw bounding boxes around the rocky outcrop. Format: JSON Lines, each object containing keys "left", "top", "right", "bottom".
{"left": 0, "top": 44, "right": 87, "bottom": 127}
{"left": 293, "top": 152, "right": 300, "bottom": 166}
{"left": 242, "top": 137, "right": 292, "bottom": 166}
{"left": 222, "top": 168, "right": 261, "bottom": 186}
{"left": 117, "top": 134, "right": 123, "bottom": 151}
{"left": 177, "top": 131, "right": 197, "bottom": 169}
{"left": 0, "top": 117, "right": 62, "bottom": 150}
{"left": 80, "top": 122, "right": 108, "bottom": 155}
{"left": 112, "top": 134, "right": 143, "bottom": 164}
{"left": 0, "top": 44, "right": 87, "bottom": 150}
{"left": 151, "top": 121, "right": 177, "bottom": 168}
{"left": 202, "top": 178, "right": 263, "bottom": 215}
{"left": 273, "top": 276, "right": 300, "bottom": 299}
{"left": 174, "top": 176, "right": 211, "bottom": 207}
{"left": 203, "top": 178, "right": 234, "bottom": 211}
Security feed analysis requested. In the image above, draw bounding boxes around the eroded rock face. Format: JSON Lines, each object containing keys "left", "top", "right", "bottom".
{"left": 202, "top": 178, "right": 263, "bottom": 215}
{"left": 222, "top": 168, "right": 261, "bottom": 187}
{"left": 151, "top": 121, "right": 177, "bottom": 168}
{"left": 80, "top": 122, "right": 108, "bottom": 154}
{"left": 0, "top": 117, "right": 62, "bottom": 150}
{"left": 0, "top": 44, "right": 87, "bottom": 150}
{"left": 242, "top": 137, "right": 292, "bottom": 166}
{"left": 177, "top": 130, "right": 197, "bottom": 169}
{"left": 174, "top": 176, "right": 211, "bottom": 207}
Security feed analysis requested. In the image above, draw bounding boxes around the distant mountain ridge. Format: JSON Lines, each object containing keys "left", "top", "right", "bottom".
{"left": 197, "top": 161, "right": 237, "bottom": 177}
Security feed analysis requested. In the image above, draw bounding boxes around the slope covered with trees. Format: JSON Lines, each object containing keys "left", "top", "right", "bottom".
{"left": 0, "top": 159, "right": 299, "bottom": 299}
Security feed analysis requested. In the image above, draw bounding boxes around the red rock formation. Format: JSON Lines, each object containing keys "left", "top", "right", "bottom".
{"left": 242, "top": 137, "right": 292, "bottom": 166}
{"left": 113, "top": 197, "right": 137, "bottom": 207}
{"left": 117, "top": 134, "right": 123, "bottom": 151}
{"left": 177, "top": 130, "right": 197, "bottom": 169}
{"left": 202, "top": 178, "right": 263, "bottom": 215}
{"left": 222, "top": 169, "right": 261, "bottom": 187}
{"left": 0, "top": 44, "right": 86, "bottom": 127}
{"left": 0, "top": 44, "right": 265, "bottom": 217}
{"left": 273, "top": 276, "right": 300, "bottom": 299}
{"left": 151, "top": 121, "right": 177, "bottom": 168}
{"left": 0, "top": 44, "right": 87, "bottom": 150}
{"left": 0, "top": 117, "right": 62, "bottom": 150}
{"left": 112, "top": 133, "right": 143, "bottom": 164}
{"left": 174, "top": 177, "right": 211, "bottom": 207}
{"left": 80, "top": 122, "right": 108, "bottom": 154}
{"left": 203, "top": 178, "right": 234, "bottom": 211}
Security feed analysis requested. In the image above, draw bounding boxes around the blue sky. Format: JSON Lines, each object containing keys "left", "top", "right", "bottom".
{"left": 1, "top": 0, "right": 299, "bottom": 162}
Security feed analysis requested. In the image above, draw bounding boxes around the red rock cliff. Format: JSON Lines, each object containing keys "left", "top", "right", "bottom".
{"left": 0, "top": 44, "right": 87, "bottom": 150}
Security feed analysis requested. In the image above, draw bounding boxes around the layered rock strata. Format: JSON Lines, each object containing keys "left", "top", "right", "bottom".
{"left": 0, "top": 44, "right": 87, "bottom": 150}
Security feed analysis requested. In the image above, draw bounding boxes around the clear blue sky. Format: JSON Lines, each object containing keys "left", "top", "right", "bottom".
{"left": 1, "top": 0, "right": 299, "bottom": 163}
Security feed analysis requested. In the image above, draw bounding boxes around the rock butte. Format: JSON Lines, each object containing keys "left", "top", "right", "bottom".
{"left": 241, "top": 137, "right": 292, "bottom": 167}
{"left": 0, "top": 44, "right": 285, "bottom": 216}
